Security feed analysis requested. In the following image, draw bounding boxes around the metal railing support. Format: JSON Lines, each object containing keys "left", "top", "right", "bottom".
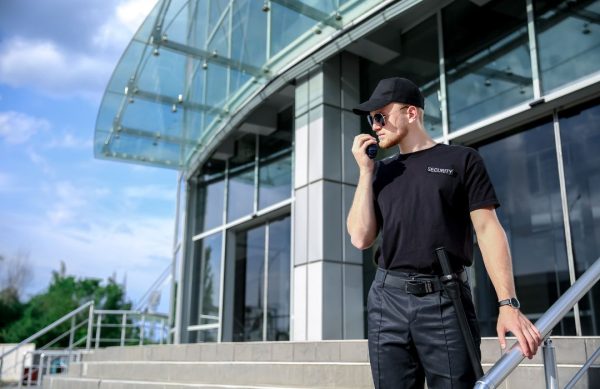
{"left": 140, "top": 315, "right": 146, "bottom": 346}
{"left": 120, "top": 313, "right": 127, "bottom": 346}
{"left": 85, "top": 301, "right": 95, "bottom": 350}
{"left": 543, "top": 338, "right": 558, "bottom": 389}
{"left": 68, "top": 316, "right": 76, "bottom": 349}
{"left": 564, "top": 346, "right": 600, "bottom": 389}
{"left": 95, "top": 314, "right": 102, "bottom": 349}
{"left": 475, "top": 258, "right": 600, "bottom": 389}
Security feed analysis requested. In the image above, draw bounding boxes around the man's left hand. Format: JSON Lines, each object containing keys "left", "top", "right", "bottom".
{"left": 496, "top": 307, "right": 543, "bottom": 359}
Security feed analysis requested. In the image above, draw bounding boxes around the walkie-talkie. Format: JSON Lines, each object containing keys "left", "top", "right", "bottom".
{"left": 366, "top": 143, "right": 378, "bottom": 159}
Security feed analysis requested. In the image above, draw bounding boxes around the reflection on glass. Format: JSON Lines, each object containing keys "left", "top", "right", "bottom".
{"left": 560, "top": 101, "right": 600, "bottom": 335}
{"left": 270, "top": 1, "right": 316, "bottom": 56}
{"left": 443, "top": 0, "right": 532, "bottom": 131}
{"left": 259, "top": 154, "right": 292, "bottom": 209}
{"left": 474, "top": 119, "right": 574, "bottom": 336}
{"left": 535, "top": 0, "right": 600, "bottom": 94}
{"left": 228, "top": 167, "right": 255, "bottom": 222}
{"left": 196, "top": 159, "right": 226, "bottom": 234}
{"left": 360, "top": 15, "right": 442, "bottom": 139}
{"left": 267, "top": 216, "right": 291, "bottom": 341}
{"left": 232, "top": 0, "right": 267, "bottom": 68}
{"left": 190, "top": 232, "right": 222, "bottom": 342}
{"left": 233, "top": 225, "right": 266, "bottom": 341}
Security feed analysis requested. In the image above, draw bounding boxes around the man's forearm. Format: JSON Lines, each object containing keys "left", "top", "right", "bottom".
{"left": 477, "top": 222, "right": 516, "bottom": 301}
{"left": 347, "top": 171, "right": 377, "bottom": 249}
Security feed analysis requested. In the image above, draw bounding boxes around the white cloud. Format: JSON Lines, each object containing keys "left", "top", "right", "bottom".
{"left": 46, "top": 132, "right": 93, "bottom": 150}
{"left": 123, "top": 185, "right": 176, "bottom": 201}
{"left": 0, "top": 38, "right": 113, "bottom": 101}
{"left": 0, "top": 111, "right": 51, "bottom": 144}
{"left": 0, "top": 0, "right": 159, "bottom": 101}
{"left": 95, "top": 0, "right": 159, "bottom": 50}
{"left": 26, "top": 147, "right": 54, "bottom": 175}
{"left": 0, "top": 171, "right": 11, "bottom": 191}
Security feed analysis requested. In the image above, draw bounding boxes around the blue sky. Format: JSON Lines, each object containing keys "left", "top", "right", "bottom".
{"left": 0, "top": 0, "right": 177, "bottom": 311}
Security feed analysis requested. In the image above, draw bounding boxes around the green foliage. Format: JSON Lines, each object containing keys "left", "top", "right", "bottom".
{"left": 0, "top": 268, "right": 132, "bottom": 347}
{"left": 0, "top": 287, "right": 24, "bottom": 331}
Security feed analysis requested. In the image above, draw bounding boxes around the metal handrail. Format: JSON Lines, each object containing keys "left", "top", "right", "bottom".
{"left": 0, "top": 300, "right": 93, "bottom": 384}
{"left": 564, "top": 345, "right": 600, "bottom": 389}
{"left": 0, "top": 301, "right": 93, "bottom": 361}
{"left": 475, "top": 257, "right": 600, "bottom": 389}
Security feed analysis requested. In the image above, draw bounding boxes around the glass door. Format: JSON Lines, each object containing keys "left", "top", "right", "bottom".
{"left": 231, "top": 215, "right": 291, "bottom": 341}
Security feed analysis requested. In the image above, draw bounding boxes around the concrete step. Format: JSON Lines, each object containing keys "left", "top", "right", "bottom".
{"left": 45, "top": 376, "right": 338, "bottom": 389}
{"left": 66, "top": 360, "right": 373, "bottom": 388}
{"left": 45, "top": 337, "right": 599, "bottom": 389}
{"left": 82, "top": 340, "right": 368, "bottom": 364}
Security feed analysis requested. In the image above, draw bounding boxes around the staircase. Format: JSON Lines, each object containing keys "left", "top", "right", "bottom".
{"left": 43, "top": 337, "right": 599, "bottom": 389}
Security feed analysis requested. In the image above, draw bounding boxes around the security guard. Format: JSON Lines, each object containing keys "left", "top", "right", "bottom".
{"left": 346, "top": 77, "right": 542, "bottom": 388}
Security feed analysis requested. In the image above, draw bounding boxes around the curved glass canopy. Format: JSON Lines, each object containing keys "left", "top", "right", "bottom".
{"left": 95, "top": 0, "right": 382, "bottom": 169}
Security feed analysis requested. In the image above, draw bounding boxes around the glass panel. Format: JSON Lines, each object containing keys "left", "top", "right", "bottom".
{"left": 258, "top": 154, "right": 292, "bottom": 209}
{"left": 474, "top": 119, "right": 574, "bottom": 336}
{"left": 270, "top": 1, "right": 316, "bottom": 56}
{"left": 227, "top": 167, "right": 255, "bottom": 222}
{"left": 535, "top": 0, "right": 600, "bottom": 94}
{"left": 361, "top": 15, "right": 442, "bottom": 139}
{"left": 443, "top": 0, "right": 533, "bottom": 131}
{"left": 232, "top": 0, "right": 268, "bottom": 68}
{"left": 267, "top": 216, "right": 291, "bottom": 341}
{"left": 559, "top": 101, "right": 600, "bottom": 335}
{"left": 258, "top": 106, "right": 293, "bottom": 209}
{"left": 195, "top": 159, "right": 226, "bottom": 234}
{"left": 233, "top": 225, "right": 266, "bottom": 341}
{"left": 190, "top": 232, "right": 222, "bottom": 341}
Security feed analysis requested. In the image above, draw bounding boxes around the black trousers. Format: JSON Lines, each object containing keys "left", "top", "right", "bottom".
{"left": 367, "top": 267, "right": 481, "bottom": 389}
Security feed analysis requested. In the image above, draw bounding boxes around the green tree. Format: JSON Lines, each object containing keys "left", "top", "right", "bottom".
{"left": 0, "top": 264, "right": 132, "bottom": 347}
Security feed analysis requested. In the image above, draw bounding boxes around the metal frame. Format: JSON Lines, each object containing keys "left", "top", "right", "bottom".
{"left": 475, "top": 257, "right": 600, "bottom": 388}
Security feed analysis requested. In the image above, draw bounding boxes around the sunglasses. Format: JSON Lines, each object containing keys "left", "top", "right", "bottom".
{"left": 367, "top": 112, "right": 386, "bottom": 127}
{"left": 367, "top": 106, "right": 410, "bottom": 128}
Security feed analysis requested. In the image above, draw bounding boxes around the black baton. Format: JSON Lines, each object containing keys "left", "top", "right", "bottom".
{"left": 435, "top": 247, "right": 484, "bottom": 379}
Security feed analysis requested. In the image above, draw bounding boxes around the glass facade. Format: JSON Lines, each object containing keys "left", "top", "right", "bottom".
{"left": 560, "top": 100, "right": 600, "bottom": 335}
{"left": 535, "top": 0, "right": 600, "bottom": 94}
{"left": 100, "top": 0, "right": 600, "bottom": 343}
{"left": 94, "top": 0, "right": 384, "bottom": 169}
{"left": 473, "top": 120, "right": 574, "bottom": 335}
{"left": 185, "top": 100, "right": 293, "bottom": 342}
{"left": 443, "top": 0, "right": 533, "bottom": 131}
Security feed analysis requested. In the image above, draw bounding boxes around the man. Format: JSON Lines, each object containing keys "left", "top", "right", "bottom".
{"left": 346, "top": 77, "right": 542, "bottom": 388}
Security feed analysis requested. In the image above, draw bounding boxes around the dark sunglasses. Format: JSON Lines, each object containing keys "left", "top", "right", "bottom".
{"left": 367, "top": 112, "right": 386, "bottom": 127}
{"left": 367, "top": 106, "right": 410, "bottom": 127}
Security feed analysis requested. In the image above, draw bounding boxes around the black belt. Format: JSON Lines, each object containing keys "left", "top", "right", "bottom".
{"left": 375, "top": 267, "right": 468, "bottom": 295}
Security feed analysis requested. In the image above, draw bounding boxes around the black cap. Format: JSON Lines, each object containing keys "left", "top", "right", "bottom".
{"left": 352, "top": 77, "right": 424, "bottom": 115}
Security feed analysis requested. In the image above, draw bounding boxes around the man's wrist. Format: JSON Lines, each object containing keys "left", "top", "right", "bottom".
{"left": 498, "top": 297, "right": 520, "bottom": 309}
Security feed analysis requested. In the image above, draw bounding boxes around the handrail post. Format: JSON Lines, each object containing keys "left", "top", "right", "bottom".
{"left": 68, "top": 316, "right": 76, "bottom": 350}
{"left": 95, "top": 314, "right": 102, "bottom": 349}
{"left": 37, "top": 353, "right": 44, "bottom": 387}
{"left": 120, "top": 313, "right": 127, "bottom": 347}
{"left": 543, "top": 338, "right": 558, "bottom": 389}
{"left": 475, "top": 258, "right": 600, "bottom": 388}
{"left": 140, "top": 315, "right": 146, "bottom": 346}
{"left": 86, "top": 301, "right": 94, "bottom": 350}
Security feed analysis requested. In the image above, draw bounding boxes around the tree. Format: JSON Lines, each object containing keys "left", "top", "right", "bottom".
{"left": 0, "top": 263, "right": 132, "bottom": 347}
{"left": 0, "top": 250, "right": 32, "bottom": 300}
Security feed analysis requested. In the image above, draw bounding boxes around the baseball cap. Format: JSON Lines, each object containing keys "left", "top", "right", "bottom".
{"left": 352, "top": 77, "right": 425, "bottom": 115}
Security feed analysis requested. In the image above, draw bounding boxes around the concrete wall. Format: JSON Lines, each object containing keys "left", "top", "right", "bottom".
{"left": 0, "top": 343, "right": 35, "bottom": 382}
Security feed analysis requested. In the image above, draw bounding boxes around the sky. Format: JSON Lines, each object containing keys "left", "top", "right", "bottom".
{"left": 0, "top": 0, "right": 177, "bottom": 312}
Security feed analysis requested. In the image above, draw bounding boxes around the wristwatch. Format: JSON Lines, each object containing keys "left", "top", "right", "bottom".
{"left": 498, "top": 297, "right": 520, "bottom": 309}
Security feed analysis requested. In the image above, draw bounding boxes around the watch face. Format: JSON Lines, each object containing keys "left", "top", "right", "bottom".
{"left": 510, "top": 297, "right": 520, "bottom": 309}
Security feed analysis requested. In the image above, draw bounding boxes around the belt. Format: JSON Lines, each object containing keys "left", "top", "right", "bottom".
{"left": 375, "top": 267, "right": 468, "bottom": 295}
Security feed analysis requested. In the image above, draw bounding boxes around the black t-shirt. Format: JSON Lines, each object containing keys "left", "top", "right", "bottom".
{"left": 372, "top": 143, "right": 499, "bottom": 274}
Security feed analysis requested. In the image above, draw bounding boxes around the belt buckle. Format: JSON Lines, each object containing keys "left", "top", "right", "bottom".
{"left": 405, "top": 280, "right": 433, "bottom": 294}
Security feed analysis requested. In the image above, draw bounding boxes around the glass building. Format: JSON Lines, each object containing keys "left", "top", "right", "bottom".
{"left": 95, "top": 0, "right": 600, "bottom": 342}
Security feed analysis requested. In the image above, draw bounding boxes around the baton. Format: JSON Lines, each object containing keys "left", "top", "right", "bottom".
{"left": 435, "top": 247, "right": 484, "bottom": 379}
